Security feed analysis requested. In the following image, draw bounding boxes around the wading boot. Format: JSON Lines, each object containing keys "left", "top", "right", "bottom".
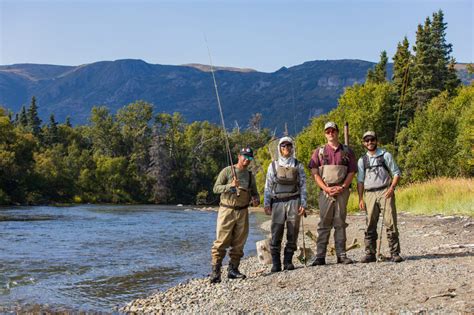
{"left": 228, "top": 263, "right": 246, "bottom": 279}
{"left": 360, "top": 254, "right": 376, "bottom": 263}
{"left": 391, "top": 254, "right": 404, "bottom": 263}
{"left": 210, "top": 264, "right": 221, "bottom": 284}
{"left": 271, "top": 253, "right": 282, "bottom": 273}
{"left": 337, "top": 255, "right": 354, "bottom": 264}
{"left": 311, "top": 257, "right": 326, "bottom": 266}
{"left": 283, "top": 252, "right": 294, "bottom": 271}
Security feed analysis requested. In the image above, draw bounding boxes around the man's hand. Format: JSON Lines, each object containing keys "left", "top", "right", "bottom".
{"left": 385, "top": 186, "right": 395, "bottom": 198}
{"left": 264, "top": 206, "right": 272, "bottom": 215}
{"left": 231, "top": 178, "right": 240, "bottom": 188}
{"left": 251, "top": 197, "right": 260, "bottom": 207}
{"left": 325, "top": 186, "right": 339, "bottom": 196}
{"left": 298, "top": 206, "right": 306, "bottom": 216}
{"left": 359, "top": 199, "right": 366, "bottom": 211}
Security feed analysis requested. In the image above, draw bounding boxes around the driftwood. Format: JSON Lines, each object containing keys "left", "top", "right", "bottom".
{"left": 423, "top": 289, "right": 457, "bottom": 302}
{"left": 304, "top": 231, "right": 361, "bottom": 256}
{"left": 256, "top": 238, "right": 272, "bottom": 265}
{"left": 329, "top": 238, "right": 361, "bottom": 256}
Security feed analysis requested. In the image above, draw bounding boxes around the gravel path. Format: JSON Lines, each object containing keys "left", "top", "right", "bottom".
{"left": 121, "top": 212, "right": 473, "bottom": 313}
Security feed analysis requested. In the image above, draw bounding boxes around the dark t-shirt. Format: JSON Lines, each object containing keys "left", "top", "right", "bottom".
{"left": 308, "top": 144, "right": 357, "bottom": 173}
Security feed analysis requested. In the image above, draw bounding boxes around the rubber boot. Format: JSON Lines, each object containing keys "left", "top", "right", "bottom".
{"left": 391, "top": 253, "right": 404, "bottom": 263}
{"left": 228, "top": 262, "right": 246, "bottom": 279}
{"left": 311, "top": 257, "right": 326, "bottom": 266}
{"left": 360, "top": 253, "right": 376, "bottom": 263}
{"left": 210, "top": 264, "right": 221, "bottom": 284}
{"left": 283, "top": 251, "right": 294, "bottom": 270}
{"left": 336, "top": 255, "right": 354, "bottom": 264}
{"left": 271, "top": 253, "right": 282, "bottom": 273}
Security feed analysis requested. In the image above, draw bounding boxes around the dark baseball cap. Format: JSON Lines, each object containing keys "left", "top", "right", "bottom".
{"left": 240, "top": 147, "right": 254, "bottom": 160}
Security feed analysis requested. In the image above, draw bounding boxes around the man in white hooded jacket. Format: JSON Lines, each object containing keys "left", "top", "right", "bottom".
{"left": 264, "top": 137, "right": 307, "bottom": 272}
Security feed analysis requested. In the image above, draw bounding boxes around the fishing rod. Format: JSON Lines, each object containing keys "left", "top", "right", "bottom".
{"left": 205, "top": 37, "right": 239, "bottom": 196}
{"left": 393, "top": 62, "right": 411, "bottom": 148}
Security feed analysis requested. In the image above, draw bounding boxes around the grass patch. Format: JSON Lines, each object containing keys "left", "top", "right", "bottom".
{"left": 347, "top": 177, "right": 473, "bottom": 216}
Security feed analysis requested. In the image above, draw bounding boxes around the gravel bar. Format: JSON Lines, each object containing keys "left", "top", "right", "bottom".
{"left": 121, "top": 212, "right": 473, "bottom": 314}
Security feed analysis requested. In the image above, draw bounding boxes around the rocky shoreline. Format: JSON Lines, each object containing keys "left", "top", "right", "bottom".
{"left": 121, "top": 212, "right": 473, "bottom": 313}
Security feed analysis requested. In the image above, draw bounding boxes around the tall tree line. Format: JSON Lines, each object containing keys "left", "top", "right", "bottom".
{"left": 0, "top": 98, "right": 270, "bottom": 205}
{"left": 255, "top": 10, "right": 471, "bottom": 206}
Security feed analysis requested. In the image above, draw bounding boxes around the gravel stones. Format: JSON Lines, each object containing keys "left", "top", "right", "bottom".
{"left": 120, "top": 213, "right": 473, "bottom": 313}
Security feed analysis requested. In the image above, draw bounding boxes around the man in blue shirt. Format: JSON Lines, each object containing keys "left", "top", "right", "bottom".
{"left": 357, "top": 131, "right": 403, "bottom": 263}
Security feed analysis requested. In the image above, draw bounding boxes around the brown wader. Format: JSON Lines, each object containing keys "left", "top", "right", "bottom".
{"left": 211, "top": 206, "right": 249, "bottom": 266}
{"left": 316, "top": 164, "right": 350, "bottom": 259}
{"left": 364, "top": 187, "right": 400, "bottom": 255}
{"left": 210, "top": 166, "right": 258, "bottom": 282}
{"left": 316, "top": 188, "right": 350, "bottom": 258}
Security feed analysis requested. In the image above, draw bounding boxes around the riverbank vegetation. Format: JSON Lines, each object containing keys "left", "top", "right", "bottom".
{"left": 0, "top": 10, "right": 472, "bottom": 213}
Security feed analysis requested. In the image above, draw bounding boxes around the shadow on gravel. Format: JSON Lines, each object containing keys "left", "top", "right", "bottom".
{"left": 407, "top": 252, "right": 473, "bottom": 260}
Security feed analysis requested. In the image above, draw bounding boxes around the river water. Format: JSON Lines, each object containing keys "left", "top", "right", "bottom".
{"left": 0, "top": 205, "right": 268, "bottom": 312}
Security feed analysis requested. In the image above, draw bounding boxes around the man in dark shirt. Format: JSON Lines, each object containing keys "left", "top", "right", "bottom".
{"left": 308, "top": 122, "right": 357, "bottom": 265}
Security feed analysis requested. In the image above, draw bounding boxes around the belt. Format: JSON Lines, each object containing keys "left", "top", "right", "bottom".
{"left": 365, "top": 185, "right": 389, "bottom": 192}
{"left": 219, "top": 203, "right": 249, "bottom": 210}
{"left": 271, "top": 195, "right": 300, "bottom": 204}
{"left": 327, "top": 182, "right": 344, "bottom": 187}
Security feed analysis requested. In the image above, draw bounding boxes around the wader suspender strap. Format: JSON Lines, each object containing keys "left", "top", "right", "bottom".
{"left": 362, "top": 154, "right": 390, "bottom": 174}
{"left": 271, "top": 160, "right": 300, "bottom": 182}
{"left": 319, "top": 145, "right": 349, "bottom": 167}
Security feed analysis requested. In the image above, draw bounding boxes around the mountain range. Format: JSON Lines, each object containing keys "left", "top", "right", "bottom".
{"left": 0, "top": 59, "right": 470, "bottom": 133}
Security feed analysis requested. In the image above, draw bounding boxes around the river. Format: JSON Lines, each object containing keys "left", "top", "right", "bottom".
{"left": 0, "top": 205, "right": 267, "bottom": 312}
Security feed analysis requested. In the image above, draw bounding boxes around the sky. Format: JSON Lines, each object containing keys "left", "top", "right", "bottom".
{"left": 0, "top": 0, "right": 472, "bottom": 72}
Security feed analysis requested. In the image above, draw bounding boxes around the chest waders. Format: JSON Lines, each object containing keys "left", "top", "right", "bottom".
{"left": 314, "top": 145, "right": 351, "bottom": 263}
{"left": 270, "top": 161, "right": 301, "bottom": 272}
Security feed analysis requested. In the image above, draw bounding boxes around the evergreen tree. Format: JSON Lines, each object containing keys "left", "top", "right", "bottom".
{"left": 367, "top": 51, "right": 388, "bottom": 84}
{"left": 410, "top": 18, "right": 439, "bottom": 109}
{"left": 392, "top": 37, "right": 414, "bottom": 137}
{"left": 19, "top": 106, "right": 28, "bottom": 127}
{"left": 44, "top": 114, "right": 59, "bottom": 146}
{"left": 65, "top": 116, "right": 72, "bottom": 127}
{"left": 431, "top": 10, "right": 461, "bottom": 94}
{"left": 27, "top": 96, "right": 42, "bottom": 136}
{"left": 392, "top": 37, "right": 412, "bottom": 95}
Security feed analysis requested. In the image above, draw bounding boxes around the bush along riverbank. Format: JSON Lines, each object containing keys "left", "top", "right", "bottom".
{"left": 120, "top": 212, "right": 473, "bottom": 313}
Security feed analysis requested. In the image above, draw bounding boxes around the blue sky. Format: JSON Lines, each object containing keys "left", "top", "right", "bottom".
{"left": 0, "top": 0, "right": 472, "bottom": 72}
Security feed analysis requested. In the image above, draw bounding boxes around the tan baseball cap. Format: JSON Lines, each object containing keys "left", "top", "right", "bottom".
{"left": 324, "top": 121, "right": 339, "bottom": 131}
{"left": 362, "top": 131, "right": 377, "bottom": 139}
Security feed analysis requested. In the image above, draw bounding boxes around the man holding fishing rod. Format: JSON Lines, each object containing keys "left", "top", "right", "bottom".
{"left": 210, "top": 147, "right": 260, "bottom": 284}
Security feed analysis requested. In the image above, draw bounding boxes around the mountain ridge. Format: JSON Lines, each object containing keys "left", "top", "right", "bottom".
{"left": 0, "top": 59, "right": 470, "bottom": 132}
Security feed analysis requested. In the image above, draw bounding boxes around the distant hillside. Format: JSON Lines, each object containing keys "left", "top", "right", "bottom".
{"left": 0, "top": 59, "right": 471, "bottom": 133}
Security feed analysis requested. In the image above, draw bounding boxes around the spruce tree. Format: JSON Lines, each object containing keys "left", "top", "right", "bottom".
{"left": 65, "top": 116, "right": 72, "bottom": 127}
{"left": 392, "top": 37, "right": 414, "bottom": 134}
{"left": 366, "top": 51, "right": 388, "bottom": 84}
{"left": 27, "top": 96, "right": 42, "bottom": 136}
{"left": 392, "top": 37, "right": 412, "bottom": 95}
{"left": 410, "top": 18, "right": 438, "bottom": 109}
{"left": 19, "top": 106, "right": 28, "bottom": 127}
{"left": 45, "top": 114, "right": 59, "bottom": 145}
{"left": 430, "top": 10, "right": 460, "bottom": 93}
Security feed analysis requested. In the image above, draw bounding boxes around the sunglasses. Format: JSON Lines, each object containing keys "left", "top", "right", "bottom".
{"left": 364, "top": 138, "right": 376, "bottom": 143}
{"left": 280, "top": 144, "right": 293, "bottom": 148}
{"left": 325, "top": 129, "right": 337, "bottom": 134}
